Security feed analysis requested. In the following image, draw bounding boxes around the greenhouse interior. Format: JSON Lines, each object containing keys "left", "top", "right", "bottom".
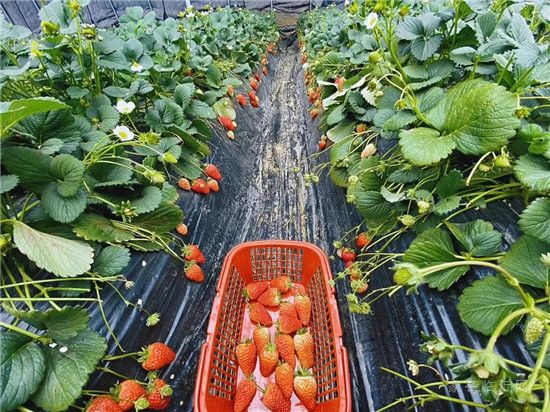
{"left": 0, "top": 0, "right": 549, "bottom": 411}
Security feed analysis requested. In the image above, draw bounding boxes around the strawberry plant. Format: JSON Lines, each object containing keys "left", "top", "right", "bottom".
{"left": 0, "top": 1, "right": 278, "bottom": 410}
{"left": 299, "top": 0, "right": 548, "bottom": 409}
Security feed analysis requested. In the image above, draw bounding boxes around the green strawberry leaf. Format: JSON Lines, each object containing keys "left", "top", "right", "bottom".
{"left": 0, "top": 332, "right": 46, "bottom": 412}
{"left": 132, "top": 203, "right": 183, "bottom": 233}
{"left": 49, "top": 154, "right": 85, "bottom": 197}
{"left": 186, "top": 100, "right": 216, "bottom": 119}
{"left": 0, "top": 97, "right": 69, "bottom": 138}
{"left": 92, "top": 245, "right": 131, "bottom": 276}
{"left": 432, "top": 195, "right": 461, "bottom": 215}
{"left": 399, "top": 127, "right": 455, "bottom": 166}
{"left": 73, "top": 213, "right": 134, "bottom": 243}
{"left": 519, "top": 197, "right": 550, "bottom": 243}
{"left": 13, "top": 110, "right": 81, "bottom": 154}
{"left": 1, "top": 147, "right": 53, "bottom": 193}
{"left": 514, "top": 154, "right": 550, "bottom": 192}
{"left": 457, "top": 276, "right": 524, "bottom": 336}
{"left": 500, "top": 236, "right": 549, "bottom": 289}
{"left": 446, "top": 220, "right": 502, "bottom": 257}
{"left": 0, "top": 174, "right": 19, "bottom": 194}
{"left": 86, "top": 94, "right": 120, "bottom": 132}
{"left": 327, "top": 120, "right": 355, "bottom": 143}
{"left": 404, "top": 227, "right": 467, "bottom": 290}
{"left": 212, "top": 97, "right": 236, "bottom": 120}
{"left": 205, "top": 64, "right": 222, "bottom": 88}
{"left": 130, "top": 186, "right": 163, "bottom": 214}
{"left": 355, "top": 190, "right": 396, "bottom": 230}
{"left": 41, "top": 185, "right": 87, "bottom": 224}
{"left": 13, "top": 222, "right": 94, "bottom": 277}
{"left": 145, "top": 98, "right": 184, "bottom": 131}
{"left": 174, "top": 83, "right": 195, "bottom": 110}
{"left": 435, "top": 169, "right": 464, "bottom": 198}
{"left": 31, "top": 329, "right": 107, "bottom": 412}
{"left": 3, "top": 306, "right": 89, "bottom": 341}
{"left": 426, "top": 79, "right": 519, "bottom": 155}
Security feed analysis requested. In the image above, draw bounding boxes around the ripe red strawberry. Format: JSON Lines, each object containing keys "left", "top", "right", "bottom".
{"left": 294, "top": 369, "right": 317, "bottom": 411}
{"left": 253, "top": 324, "right": 271, "bottom": 352}
{"left": 275, "top": 333, "right": 296, "bottom": 369}
{"left": 255, "top": 72, "right": 261, "bottom": 82}
{"left": 250, "top": 78, "right": 260, "bottom": 91}
{"left": 294, "top": 329, "right": 314, "bottom": 369}
{"left": 191, "top": 178, "right": 210, "bottom": 195}
{"left": 294, "top": 294, "right": 311, "bottom": 326}
{"left": 140, "top": 343, "right": 176, "bottom": 371}
{"left": 204, "top": 164, "right": 222, "bottom": 181}
{"left": 207, "top": 178, "right": 219, "bottom": 192}
{"left": 259, "top": 342, "right": 278, "bottom": 377}
{"left": 279, "top": 301, "right": 298, "bottom": 319}
{"left": 185, "top": 262, "right": 204, "bottom": 283}
{"left": 249, "top": 302, "right": 273, "bottom": 327}
{"left": 267, "top": 43, "right": 276, "bottom": 54}
{"left": 262, "top": 65, "right": 268, "bottom": 76}
{"left": 335, "top": 76, "right": 345, "bottom": 90}
{"left": 257, "top": 287, "right": 281, "bottom": 308}
{"left": 87, "top": 396, "right": 123, "bottom": 412}
{"left": 234, "top": 377, "right": 256, "bottom": 412}
{"left": 278, "top": 314, "right": 302, "bottom": 334}
{"left": 344, "top": 260, "right": 354, "bottom": 268}
{"left": 271, "top": 276, "right": 292, "bottom": 294}
{"left": 356, "top": 232, "right": 371, "bottom": 249}
{"left": 218, "top": 115, "right": 236, "bottom": 131}
{"left": 275, "top": 362, "right": 294, "bottom": 399}
{"left": 319, "top": 139, "right": 327, "bottom": 151}
{"left": 248, "top": 90, "right": 260, "bottom": 108}
{"left": 177, "top": 178, "right": 191, "bottom": 190}
{"left": 176, "top": 223, "right": 188, "bottom": 236}
{"left": 262, "top": 383, "right": 290, "bottom": 412}
{"left": 115, "top": 380, "right": 146, "bottom": 411}
{"left": 310, "top": 108, "right": 319, "bottom": 119}
{"left": 291, "top": 283, "right": 306, "bottom": 296}
{"left": 236, "top": 339, "right": 257, "bottom": 375}
{"left": 340, "top": 248, "right": 356, "bottom": 263}
{"left": 227, "top": 84, "right": 234, "bottom": 97}
{"left": 183, "top": 245, "right": 206, "bottom": 264}
{"left": 146, "top": 379, "right": 172, "bottom": 410}
{"left": 236, "top": 93, "right": 248, "bottom": 107}
{"left": 244, "top": 281, "right": 269, "bottom": 301}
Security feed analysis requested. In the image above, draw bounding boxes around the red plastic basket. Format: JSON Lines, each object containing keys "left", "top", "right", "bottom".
{"left": 194, "top": 240, "right": 351, "bottom": 412}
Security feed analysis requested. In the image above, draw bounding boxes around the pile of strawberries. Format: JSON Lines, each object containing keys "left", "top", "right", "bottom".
{"left": 86, "top": 343, "right": 176, "bottom": 412}
{"left": 337, "top": 232, "right": 372, "bottom": 294}
{"left": 178, "top": 163, "right": 222, "bottom": 196}
{"left": 182, "top": 244, "right": 207, "bottom": 283}
{"left": 234, "top": 276, "right": 317, "bottom": 412}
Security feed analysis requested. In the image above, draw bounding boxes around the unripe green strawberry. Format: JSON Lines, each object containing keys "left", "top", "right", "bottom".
{"left": 393, "top": 267, "right": 412, "bottom": 286}
{"left": 494, "top": 155, "right": 511, "bottom": 168}
{"left": 524, "top": 317, "right": 545, "bottom": 345}
{"left": 368, "top": 50, "right": 382, "bottom": 63}
{"left": 399, "top": 214, "right": 416, "bottom": 227}
{"left": 417, "top": 200, "right": 430, "bottom": 214}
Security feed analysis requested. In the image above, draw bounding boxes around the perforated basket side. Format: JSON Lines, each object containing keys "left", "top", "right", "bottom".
{"left": 309, "top": 267, "right": 340, "bottom": 404}
{"left": 206, "top": 266, "right": 245, "bottom": 401}
{"left": 250, "top": 246, "right": 303, "bottom": 282}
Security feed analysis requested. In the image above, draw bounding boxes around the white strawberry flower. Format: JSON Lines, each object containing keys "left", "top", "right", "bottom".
{"left": 130, "top": 61, "right": 143, "bottom": 72}
{"left": 115, "top": 100, "right": 135, "bottom": 114}
{"left": 113, "top": 125, "right": 135, "bottom": 141}
{"left": 365, "top": 12, "right": 378, "bottom": 30}
{"left": 361, "top": 143, "right": 377, "bottom": 158}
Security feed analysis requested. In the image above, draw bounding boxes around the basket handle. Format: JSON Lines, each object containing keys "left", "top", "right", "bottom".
{"left": 193, "top": 342, "right": 209, "bottom": 411}
{"left": 339, "top": 345, "right": 352, "bottom": 412}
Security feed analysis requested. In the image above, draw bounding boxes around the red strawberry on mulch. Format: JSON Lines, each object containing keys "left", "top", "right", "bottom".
{"left": 146, "top": 379, "right": 172, "bottom": 410}
{"left": 140, "top": 342, "right": 176, "bottom": 371}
